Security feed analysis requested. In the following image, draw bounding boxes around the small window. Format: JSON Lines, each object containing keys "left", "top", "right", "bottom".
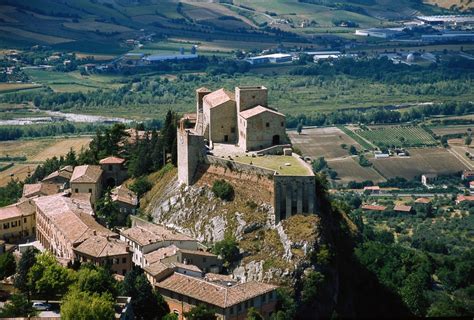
{"left": 281, "top": 121, "right": 284, "bottom": 127}
{"left": 203, "top": 257, "right": 207, "bottom": 263}
{"left": 88, "top": 189, "right": 92, "bottom": 193}
{"left": 75, "top": 189, "right": 79, "bottom": 193}
{"left": 252, "top": 95, "right": 256, "bottom": 99}
{"left": 122, "top": 269, "right": 126, "bottom": 275}
{"left": 3, "top": 223, "right": 9, "bottom": 229}
{"left": 266, "top": 122, "right": 270, "bottom": 127}
{"left": 231, "top": 127, "right": 235, "bottom": 133}
{"left": 23, "top": 218, "right": 27, "bottom": 223}
{"left": 108, "top": 165, "right": 112, "bottom": 171}
{"left": 122, "top": 257, "right": 126, "bottom": 263}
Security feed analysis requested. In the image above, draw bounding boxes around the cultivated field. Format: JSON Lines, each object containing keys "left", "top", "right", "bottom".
{"left": 30, "top": 137, "right": 92, "bottom": 161}
{"left": 0, "top": 164, "right": 38, "bottom": 187}
{"left": 288, "top": 127, "right": 363, "bottom": 160}
{"left": 327, "top": 158, "right": 386, "bottom": 184}
{"left": 430, "top": 125, "right": 473, "bottom": 136}
{"left": 370, "top": 148, "right": 468, "bottom": 179}
{"left": 357, "top": 126, "right": 437, "bottom": 148}
{"left": 0, "top": 83, "right": 42, "bottom": 94}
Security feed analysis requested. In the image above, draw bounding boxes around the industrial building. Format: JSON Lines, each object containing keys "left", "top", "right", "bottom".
{"left": 355, "top": 28, "right": 405, "bottom": 39}
{"left": 245, "top": 53, "right": 293, "bottom": 65}
{"left": 417, "top": 15, "right": 474, "bottom": 25}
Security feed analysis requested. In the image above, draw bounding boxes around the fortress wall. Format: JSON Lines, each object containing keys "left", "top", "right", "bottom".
{"left": 273, "top": 175, "right": 316, "bottom": 223}
{"left": 205, "top": 155, "right": 276, "bottom": 178}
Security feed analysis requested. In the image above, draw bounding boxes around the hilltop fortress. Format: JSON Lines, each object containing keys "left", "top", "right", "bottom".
{"left": 178, "top": 86, "right": 316, "bottom": 223}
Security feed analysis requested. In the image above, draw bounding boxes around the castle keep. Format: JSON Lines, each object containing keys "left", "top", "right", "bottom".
{"left": 178, "top": 86, "right": 316, "bottom": 222}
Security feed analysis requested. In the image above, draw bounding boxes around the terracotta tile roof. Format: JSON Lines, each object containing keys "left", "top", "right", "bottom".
{"left": 99, "top": 156, "right": 125, "bottom": 165}
{"left": 71, "top": 165, "right": 102, "bottom": 183}
{"left": 463, "top": 170, "right": 474, "bottom": 177}
{"left": 34, "top": 194, "right": 115, "bottom": 245}
{"left": 111, "top": 185, "right": 138, "bottom": 206}
{"left": 456, "top": 195, "right": 474, "bottom": 203}
{"left": 179, "top": 249, "right": 217, "bottom": 257}
{"left": 204, "top": 273, "right": 235, "bottom": 283}
{"left": 120, "top": 224, "right": 195, "bottom": 247}
{"left": 0, "top": 199, "right": 35, "bottom": 221}
{"left": 203, "top": 88, "right": 235, "bottom": 109}
{"left": 361, "top": 204, "right": 386, "bottom": 211}
{"left": 172, "top": 262, "right": 202, "bottom": 273}
{"left": 393, "top": 205, "right": 412, "bottom": 212}
{"left": 42, "top": 166, "right": 73, "bottom": 183}
{"left": 415, "top": 197, "right": 431, "bottom": 204}
{"left": 196, "top": 87, "right": 211, "bottom": 93}
{"left": 74, "top": 235, "right": 130, "bottom": 258}
{"left": 239, "top": 105, "right": 285, "bottom": 120}
{"left": 363, "top": 186, "right": 380, "bottom": 191}
{"left": 144, "top": 245, "right": 179, "bottom": 265}
{"left": 157, "top": 273, "right": 277, "bottom": 308}
{"left": 22, "top": 183, "right": 60, "bottom": 198}
{"left": 144, "top": 261, "right": 172, "bottom": 277}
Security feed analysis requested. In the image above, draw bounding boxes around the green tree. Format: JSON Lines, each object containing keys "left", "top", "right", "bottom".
{"left": 0, "top": 293, "right": 36, "bottom": 318}
{"left": 400, "top": 273, "right": 429, "bottom": 317}
{"left": 301, "top": 271, "right": 325, "bottom": 305}
{"left": 73, "top": 264, "right": 118, "bottom": 296}
{"left": 312, "top": 157, "right": 327, "bottom": 173}
{"left": 212, "top": 180, "right": 234, "bottom": 201}
{"left": 0, "top": 252, "right": 16, "bottom": 279}
{"left": 247, "top": 307, "right": 264, "bottom": 320}
{"left": 0, "top": 179, "right": 23, "bottom": 207}
{"left": 96, "top": 191, "right": 123, "bottom": 228}
{"left": 272, "top": 288, "right": 296, "bottom": 320}
{"left": 61, "top": 289, "right": 115, "bottom": 320}
{"left": 163, "top": 314, "right": 179, "bottom": 320}
{"left": 28, "top": 252, "right": 74, "bottom": 299}
{"left": 349, "top": 145, "right": 358, "bottom": 155}
{"left": 183, "top": 304, "right": 217, "bottom": 320}
{"left": 211, "top": 237, "right": 240, "bottom": 268}
{"left": 14, "top": 248, "right": 37, "bottom": 299}
{"left": 129, "top": 176, "right": 152, "bottom": 198}
{"left": 296, "top": 123, "right": 303, "bottom": 135}
{"left": 465, "top": 135, "right": 472, "bottom": 146}
{"left": 121, "top": 268, "right": 169, "bottom": 320}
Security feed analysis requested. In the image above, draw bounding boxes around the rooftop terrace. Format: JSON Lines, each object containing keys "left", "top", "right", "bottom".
{"left": 233, "top": 154, "right": 312, "bottom": 176}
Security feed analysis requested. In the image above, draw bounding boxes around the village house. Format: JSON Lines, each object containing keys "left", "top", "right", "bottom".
{"left": 119, "top": 217, "right": 199, "bottom": 267}
{"left": 41, "top": 165, "right": 73, "bottom": 188}
{"left": 156, "top": 272, "right": 278, "bottom": 320}
{"left": 34, "top": 194, "right": 115, "bottom": 261}
{"left": 393, "top": 204, "right": 413, "bottom": 213}
{"left": 363, "top": 185, "right": 381, "bottom": 194}
{"left": 22, "top": 183, "right": 59, "bottom": 199}
{"left": 456, "top": 194, "right": 474, "bottom": 204}
{"left": 462, "top": 170, "right": 474, "bottom": 181}
{"left": 73, "top": 235, "right": 132, "bottom": 276}
{"left": 111, "top": 185, "right": 138, "bottom": 215}
{"left": 0, "top": 199, "right": 36, "bottom": 243}
{"left": 362, "top": 204, "right": 387, "bottom": 212}
{"left": 70, "top": 165, "right": 103, "bottom": 208}
{"left": 100, "top": 156, "right": 128, "bottom": 188}
{"left": 415, "top": 197, "right": 431, "bottom": 204}
{"left": 421, "top": 173, "right": 438, "bottom": 187}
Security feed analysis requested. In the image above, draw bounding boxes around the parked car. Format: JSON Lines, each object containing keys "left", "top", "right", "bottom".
{"left": 32, "top": 302, "right": 51, "bottom": 311}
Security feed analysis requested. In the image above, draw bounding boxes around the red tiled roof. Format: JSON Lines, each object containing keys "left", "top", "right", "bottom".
{"left": 364, "top": 186, "right": 380, "bottom": 191}
{"left": 196, "top": 87, "right": 211, "bottom": 93}
{"left": 393, "top": 205, "right": 412, "bottom": 212}
{"left": 111, "top": 185, "right": 138, "bottom": 206}
{"left": 0, "top": 199, "right": 35, "bottom": 221}
{"left": 157, "top": 273, "right": 277, "bottom": 308}
{"left": 415, "top": 197, "right": 431, "bottom": 204}
{"left": 203, "top": 88, "right": 234, "bottom": 108}
{"left": 22, "top": 183, "right": 60, "bottom": 198}
{"left": 73, "top": 235, "right": 129, "bottom": 258}
{"left": 361, "top": 204, "right": 386, "bottom": 211}
{"left": 70, "top": 165, "right": 102, "bottom": 183}
{"left": 99, "top": 156, "right": 125, "bottom": 165}
{"left": 120, "top": 224, "right": 195, "bottom": 247}
{"left": 239, "top": 105, "right": 284, "bottom": 120}
{"left": 456, "top": 195, "right": 474, "bottom": 203}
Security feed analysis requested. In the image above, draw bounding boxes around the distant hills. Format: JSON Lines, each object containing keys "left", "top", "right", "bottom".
{"left": 0, "top": 0, "right": 468, "bottom": 52}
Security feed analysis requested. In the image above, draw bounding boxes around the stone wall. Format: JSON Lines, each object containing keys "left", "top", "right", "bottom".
{"left": 205, "top": 100, "right": 237, "bottom": 144}
{"left": 235, "top": 86, "right": 268, "bottom": 113}
{"left": 205, "top": 155, "right": 276, "bottom": 178}
{"left": 240, "top": 111, "right": 286, "bottom": 151}
{"left": 273, "top": 175, "right": 316, "bottom": 223}
{"left": 177, "top": 129, "right": 205, "bottom": 185}
{"left": 255, "top": 144, "right": 292, "bottom": 156}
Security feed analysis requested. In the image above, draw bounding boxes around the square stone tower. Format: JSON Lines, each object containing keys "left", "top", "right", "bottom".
{"left": 235, "top": 86, "right": 268, "bottom": 113}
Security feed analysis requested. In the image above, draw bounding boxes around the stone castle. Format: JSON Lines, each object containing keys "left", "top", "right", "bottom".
{"left": 178, "top": 86, "right": 316, "bottom": 222}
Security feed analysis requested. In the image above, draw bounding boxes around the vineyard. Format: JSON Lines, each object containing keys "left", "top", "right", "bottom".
{"left": 356, "top": 126, "right": 437, "bottom": 148}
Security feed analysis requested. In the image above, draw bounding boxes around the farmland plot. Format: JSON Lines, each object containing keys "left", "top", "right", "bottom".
{"left": 328, "top": 158, "right": 385, "bottom": 184}
{"left": 371, "top": 148, "right": 468, "bottom": 179}
{"left": 357, "top": 126, "right": 437, "bottom": 148}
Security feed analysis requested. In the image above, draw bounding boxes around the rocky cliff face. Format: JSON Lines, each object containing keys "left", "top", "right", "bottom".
{"left": 142, "top": 167, "right": 325, "bottom": 286}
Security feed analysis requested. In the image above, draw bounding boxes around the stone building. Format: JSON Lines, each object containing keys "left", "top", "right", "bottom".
{"left": 100, "top": 156, "right": 128, "bottom": 188}
{"left": 119, "top": 217, "right": 199, "bottom": 267}
{"left": 178, "top": 85, "right": 317, "bottom": 222}
{"left": 111, "top": 185, "right": 138, "bottom": 215}
{"left": 70, "top": 165, "right": 103, "bottom": 208}
{"left": 194, "top": 86, "right": 286, "bottom": 151}
{"left": 156, "top": 272, "right": 278, "bottom": 320}
{"left": 73, "top": 235, "right": 132, "bottom": 275}
{"left": 41, "top": 165, "right": 73, "bottom": 189}
{"left": 22, "top": 183, "right": 60, "bottom": 199}
{"left": 0, "top": 199, "right": 36, "bottom": 243}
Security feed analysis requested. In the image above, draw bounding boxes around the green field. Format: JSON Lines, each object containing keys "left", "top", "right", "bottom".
{"left": 356, "top": 126, "right": 438, "bottom": 148}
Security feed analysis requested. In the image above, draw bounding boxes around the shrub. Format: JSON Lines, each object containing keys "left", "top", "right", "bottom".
{"left": 212, "top": 180, "right": 234, "bottom": 201}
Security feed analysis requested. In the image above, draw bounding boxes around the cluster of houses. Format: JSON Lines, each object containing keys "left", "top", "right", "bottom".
{"left": 0, "top": 155, "right": 279, "bottom": 319}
